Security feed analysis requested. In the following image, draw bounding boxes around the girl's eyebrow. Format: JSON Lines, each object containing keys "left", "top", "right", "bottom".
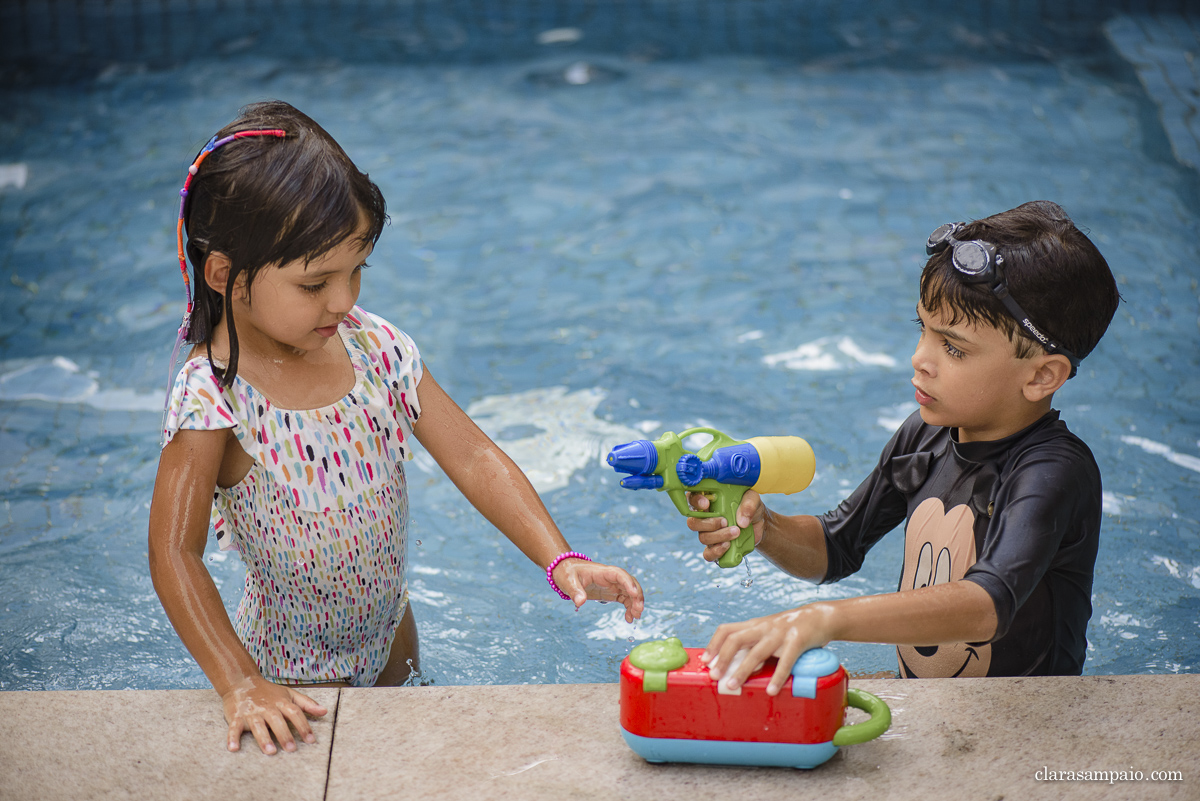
{"left": 302, "top": 260, "right": 368, "bottom": 279}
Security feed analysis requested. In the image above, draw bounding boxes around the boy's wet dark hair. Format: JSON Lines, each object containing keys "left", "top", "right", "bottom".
{"left": 182, "top": 100, "right": 388, "bottom": 385}
{"left": 919, "top": 200, "right": 1121, "bottom": 366}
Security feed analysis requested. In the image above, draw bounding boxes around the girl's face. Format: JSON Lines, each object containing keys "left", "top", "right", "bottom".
{"left": 910, "top": 303, "right": 1039, "bottom": 443}
{"left": 232, "top": 223, "right": 373, "bottom": 358}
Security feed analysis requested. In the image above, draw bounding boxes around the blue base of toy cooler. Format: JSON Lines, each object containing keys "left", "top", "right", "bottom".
{"left": 620, "top": 727, "right": 839, "bottom": 769}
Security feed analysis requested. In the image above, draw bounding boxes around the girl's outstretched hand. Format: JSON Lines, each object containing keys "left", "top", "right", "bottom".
{"left": 551, "top": 558, "right": 645, "bottom": 623}
{"left": 221, "top": 676, "right": 328, "bottom": 755}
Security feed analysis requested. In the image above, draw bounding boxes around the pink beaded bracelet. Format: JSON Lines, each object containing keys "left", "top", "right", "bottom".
{"left": 546, "top": 551, "right": 592, "bottom": 600}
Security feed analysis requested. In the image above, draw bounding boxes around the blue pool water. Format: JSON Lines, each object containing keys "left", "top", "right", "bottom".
{"left": 1, "top": 4, "right": 1198, "bottom": 690}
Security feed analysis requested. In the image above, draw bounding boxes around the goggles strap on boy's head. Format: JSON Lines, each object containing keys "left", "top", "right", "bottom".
{"left": 163, "top": 128, "right": 288, "bottom": 434}
{"left": 926, "top": 222, "right": 1080, "bottom": 379}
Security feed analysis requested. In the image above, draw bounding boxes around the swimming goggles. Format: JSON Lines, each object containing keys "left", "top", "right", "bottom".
{"left": 926, "top": 222, "right": 1079, "bottom": 378}
{"left": 163, "top": 128, "right": 287, "bottom": 427}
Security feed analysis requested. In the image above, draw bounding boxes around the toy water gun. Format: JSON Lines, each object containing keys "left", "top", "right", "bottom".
{"left": 606, "top": 428, "right": 816, "bottom": 568}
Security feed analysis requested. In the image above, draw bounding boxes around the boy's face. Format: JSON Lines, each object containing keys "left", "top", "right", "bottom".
{"left": 911, "top": 303, "right": 1041, "bottom": 443}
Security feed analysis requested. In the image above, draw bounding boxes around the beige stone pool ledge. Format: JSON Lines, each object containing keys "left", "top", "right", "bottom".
{"left": 2, "top": 674, "right": 1196, "bottom": 800}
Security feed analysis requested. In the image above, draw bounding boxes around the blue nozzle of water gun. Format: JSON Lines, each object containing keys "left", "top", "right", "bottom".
{"left": 620, "top": 474, "right": 665, "bottom": 490}
{"left": 675, "top": 443, "right": 761, "bottom": 487}
{"left": 607, "top": 440, "right": 659, "bottom": 476}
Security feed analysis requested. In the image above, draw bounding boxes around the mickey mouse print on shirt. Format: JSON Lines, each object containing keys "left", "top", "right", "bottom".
{"left": 896, "top": 498, "right": 992, "bottom": 678}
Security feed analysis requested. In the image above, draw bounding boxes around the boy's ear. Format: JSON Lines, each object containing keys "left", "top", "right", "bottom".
{"left": 1023, "top": 355, "right": 1072, "bottom": 402}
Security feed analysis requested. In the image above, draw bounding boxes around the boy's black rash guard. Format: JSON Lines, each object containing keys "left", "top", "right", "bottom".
{"left": 819, "top": 410, "right": 1102, "bottom": 678}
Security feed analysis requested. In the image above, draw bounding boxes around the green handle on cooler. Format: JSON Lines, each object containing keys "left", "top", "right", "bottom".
{"left": 832, "top": 688, "right": 891, "bottom": 747}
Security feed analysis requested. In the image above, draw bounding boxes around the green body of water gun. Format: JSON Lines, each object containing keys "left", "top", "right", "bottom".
{"left": 606, "top": 428, "right": 816, "bottom": 568}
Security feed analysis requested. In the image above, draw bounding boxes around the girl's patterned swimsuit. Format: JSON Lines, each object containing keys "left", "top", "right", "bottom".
{"left": 163, "top": 307, "right": 422, "bottom": 686}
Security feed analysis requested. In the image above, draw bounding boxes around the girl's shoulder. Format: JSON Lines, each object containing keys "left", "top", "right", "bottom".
{"left": 341, "top": 306, "right": 424, "bottom": 411}
{"left": 162, "top": 354, "right": 247, "bottom": 445}
{"left": 342, "top": 306, "right": 421, "bottom": 370}
{"left": 343, "top": 306, "right": 415, "bottom": 345}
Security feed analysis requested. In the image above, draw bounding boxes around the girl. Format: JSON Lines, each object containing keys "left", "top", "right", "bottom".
{"left": 148, "top": 101, "right": 644, "bottom": 756}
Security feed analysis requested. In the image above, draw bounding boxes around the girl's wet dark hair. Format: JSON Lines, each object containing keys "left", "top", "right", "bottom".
{"left": 182, "top": 100, "right": 387, "bottom": 385}
{"left": 920, "top": 200, "right": 1121, "bottom": 365}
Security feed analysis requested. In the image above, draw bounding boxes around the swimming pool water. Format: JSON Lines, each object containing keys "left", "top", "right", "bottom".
{"left": 2, "top": 8, "right": 1198, "bottom": 690}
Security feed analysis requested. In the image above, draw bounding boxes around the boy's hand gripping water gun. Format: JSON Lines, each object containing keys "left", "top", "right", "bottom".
{"left": 606, "top": 428, "right": 816, "bottom": 568}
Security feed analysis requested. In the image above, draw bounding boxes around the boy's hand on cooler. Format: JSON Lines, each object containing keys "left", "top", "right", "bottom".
{"left": 552, "top": 559, "right": 645, "bottom": 623}
{"left": 701, "top": 604, "right": 833, "bottom": 696}
{"left": 685, "top": 489, "right": 767, "bottom": 563}
{"left": 222, "top": 676, "right": 328, "bottom": 755}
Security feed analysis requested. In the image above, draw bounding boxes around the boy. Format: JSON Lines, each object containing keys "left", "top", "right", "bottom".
{"left": 691, "top": 201, "right": 1121, "bottom": 692}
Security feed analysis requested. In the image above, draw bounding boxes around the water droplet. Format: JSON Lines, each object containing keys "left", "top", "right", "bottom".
{"left": 415, "top": 540, "right": 422, "bottom": 546}
{"left": 401, "top": 658, "right": 425, "bottom": 687}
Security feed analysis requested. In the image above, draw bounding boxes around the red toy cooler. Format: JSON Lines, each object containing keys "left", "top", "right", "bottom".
{"left": 618, "top": 639, "right": 890, "bottom": 769}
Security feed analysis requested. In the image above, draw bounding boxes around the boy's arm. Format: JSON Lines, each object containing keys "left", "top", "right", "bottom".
{"left": 704, "top": 580, "right": 998, "bottom": 694}
{"left": 411, "top": 369, "right": 644, "bottom": 622}
{"left": 148, "top": 429, "right": 327, "bottom": 754}
{"left": 688, "top": 420, "right": 914, "bottom": 581}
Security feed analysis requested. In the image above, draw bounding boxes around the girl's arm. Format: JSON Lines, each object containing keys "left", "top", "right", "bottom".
{"left": 148, "top": 428, "right": 327, "bottom": 754}
{"left": 703, "top": 579, "right": 998, "bottom": 694}
{"left": 411, "top": 369, "right": 644, "bottom": 621}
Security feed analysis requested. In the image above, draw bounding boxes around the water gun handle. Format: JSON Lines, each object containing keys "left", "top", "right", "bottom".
{"left": 677, "top": 483, "right": 755, "bottom": 569}
{"left": 712, "top": 484, "right": 755, "bottom": 569}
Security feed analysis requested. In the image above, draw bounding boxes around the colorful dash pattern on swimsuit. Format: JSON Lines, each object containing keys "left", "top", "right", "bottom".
{"left": 163, "top": 307, "right": 423, "bottom": 686}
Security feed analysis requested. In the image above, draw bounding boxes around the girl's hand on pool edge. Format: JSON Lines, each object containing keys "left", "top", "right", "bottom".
{"left": 552, "top": 558, "right": 645, "bottom": 622}
{"left": 685, "top": 490, "right": 767, "bottom": 563}
{"left": 221, "top": 676, "right": 327, "bottom": 755}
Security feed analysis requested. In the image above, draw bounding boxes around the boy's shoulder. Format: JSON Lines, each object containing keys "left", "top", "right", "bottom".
{"left": 886, "top": 409, "right": 1099, "bottom": 488}
{"left": 1000, "top": 411, "right": 1098, "bottom": 475}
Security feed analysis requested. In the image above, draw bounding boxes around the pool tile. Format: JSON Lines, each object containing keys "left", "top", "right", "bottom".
{"left": 324, "top": 677, "right": 1199, "bottom": 800}
{"left": 0, "top": 688, "right": 338, "bottom": 801}
{"left": 1106, "top": 14, "right": 1200, "bottom": 172}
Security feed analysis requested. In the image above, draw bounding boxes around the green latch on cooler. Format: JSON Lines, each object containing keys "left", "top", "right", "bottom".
{"left": 629, "top": 637, "right": 689, "bottom": 692}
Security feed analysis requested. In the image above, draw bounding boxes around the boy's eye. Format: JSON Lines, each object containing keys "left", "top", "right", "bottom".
{"left": 915, "top": 316, "right": 964, "bottom": 358}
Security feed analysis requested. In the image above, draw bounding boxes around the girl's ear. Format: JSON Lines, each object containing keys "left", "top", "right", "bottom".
{"left": 203, "top": 252, "right": 232, "bottom": 297}
{"left": 1023, "top": 355, "right": 1071, "bottom": 402}
{"left": 203, "top": 252, "right": 247, "bottom": 300}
